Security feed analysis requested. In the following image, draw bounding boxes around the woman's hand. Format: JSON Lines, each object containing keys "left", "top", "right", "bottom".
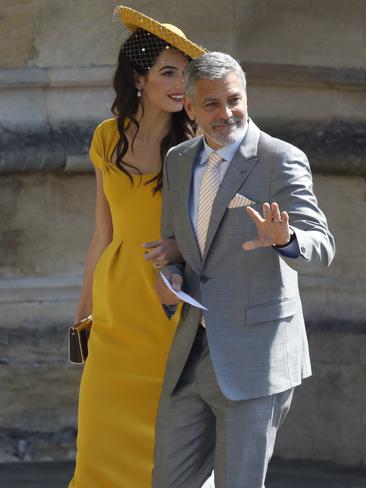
{"left": 154, "top": 272, "right": 184, "bottom": 305}
{"left": 143, "top": 238, "right": 182, "bottom": 269}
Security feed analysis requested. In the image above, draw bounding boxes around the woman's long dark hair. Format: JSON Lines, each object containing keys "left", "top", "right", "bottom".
{"left": 111, "top": 29, "right": 197, "bottom": 193}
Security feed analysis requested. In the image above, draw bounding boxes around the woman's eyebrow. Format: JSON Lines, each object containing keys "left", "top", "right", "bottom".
{"left": 159, "top": 65, "right": 177, "bottom": 71}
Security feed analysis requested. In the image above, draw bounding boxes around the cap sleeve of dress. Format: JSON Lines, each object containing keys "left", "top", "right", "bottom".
{"left": 89, "top": 124, "right": 105, "bottom": 170}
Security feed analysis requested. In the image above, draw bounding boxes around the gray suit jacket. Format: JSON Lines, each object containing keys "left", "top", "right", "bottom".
{"left": 161, "top": 119, "right": 335, "bottom": 401}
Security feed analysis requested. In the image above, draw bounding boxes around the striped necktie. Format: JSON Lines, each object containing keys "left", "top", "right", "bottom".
{"left": 196, "top": 151, "right": 224, "bottom": 256}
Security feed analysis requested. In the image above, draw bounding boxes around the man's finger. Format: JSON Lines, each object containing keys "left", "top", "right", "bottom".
{"left": 171, "top": 273, "right": 183, "bottom": 291}
{"left": 281, "top": 211, "right": 289, "bottom": 225}
{"left": 271, "top": 202, "right": 281, "bottom": 222}
{"left": 142, "top": 239, "right": 163, "bottom": 249}
{"left": 242, "top": 240, "right": 260, "bottom": 251}
{"left": 263, "top": 202, "right": 272, "bottom": 221}
{"left": 246, "top": 206, "right": 264, "bottom": 225}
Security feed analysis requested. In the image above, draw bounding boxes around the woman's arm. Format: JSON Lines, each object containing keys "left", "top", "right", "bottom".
{"left": 74, "top": 169, "right": 113, "bottom": 322}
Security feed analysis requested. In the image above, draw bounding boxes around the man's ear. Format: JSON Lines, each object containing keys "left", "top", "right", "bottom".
{"left": 184, "top": 95, "right": 196, "bottom": 122}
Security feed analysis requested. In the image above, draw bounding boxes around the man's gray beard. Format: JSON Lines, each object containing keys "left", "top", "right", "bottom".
{"left": 209, "top": 125, "right": 244, "bottom": 147}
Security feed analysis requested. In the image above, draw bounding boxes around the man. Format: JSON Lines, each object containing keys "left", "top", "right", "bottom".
{"left": 152, "top": 52, "right": 335, "bottom": 488}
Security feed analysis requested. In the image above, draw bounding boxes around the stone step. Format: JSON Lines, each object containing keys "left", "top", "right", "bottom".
{"left": 0, "top": 459, "right": 366, "bottom": 488}
{"left": 0, "top": 275, "right": 82, "bottom": 304}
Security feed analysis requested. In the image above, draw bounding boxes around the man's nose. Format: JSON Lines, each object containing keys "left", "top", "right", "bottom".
{"left": 220, "top": 104, "right": 232, "bottom": 120}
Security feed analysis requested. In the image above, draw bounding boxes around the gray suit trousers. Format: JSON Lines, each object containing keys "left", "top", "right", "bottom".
{"left": 152, "top": 328, "right": 294, "bottom": 488}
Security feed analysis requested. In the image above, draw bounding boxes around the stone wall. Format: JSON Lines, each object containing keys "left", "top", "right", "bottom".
{"left": 0, "top": 0, "right": 365, "bottom": 466}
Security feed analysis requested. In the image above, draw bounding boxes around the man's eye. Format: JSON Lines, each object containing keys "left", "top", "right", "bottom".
{"left": 162, "top": 71, "right": 174, "bottom": 77}
{"left": 229, "top": 97, "right": 241, "bottom": 106}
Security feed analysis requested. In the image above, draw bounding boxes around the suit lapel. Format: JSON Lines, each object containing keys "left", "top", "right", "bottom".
{"left": 176, "top": 137, "right": 203, "bottom": 273}
{"left": 203, "top": 120, "right": 261, "bottom": 262}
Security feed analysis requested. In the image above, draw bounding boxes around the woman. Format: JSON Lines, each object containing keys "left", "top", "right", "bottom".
{"left": 69, "top": 6, "right": 206, "bottom": 487}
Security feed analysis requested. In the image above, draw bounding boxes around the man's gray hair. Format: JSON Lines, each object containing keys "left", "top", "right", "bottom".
{"left": 183, "top": 52, "right": 246, "bottom": 98}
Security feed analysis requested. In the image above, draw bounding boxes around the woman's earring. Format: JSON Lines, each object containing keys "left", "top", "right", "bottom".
{"left": 137, "top": 88, "right": 142, "bottom": 98}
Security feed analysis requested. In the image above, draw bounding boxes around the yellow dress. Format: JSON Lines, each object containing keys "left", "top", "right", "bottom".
{"left": 69, "top": 118, "right": 180, "bottom": 487}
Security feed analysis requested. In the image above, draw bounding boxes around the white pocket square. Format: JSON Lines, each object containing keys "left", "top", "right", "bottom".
{"left": 228, "top": 193, "right": 256, "bottom": 208}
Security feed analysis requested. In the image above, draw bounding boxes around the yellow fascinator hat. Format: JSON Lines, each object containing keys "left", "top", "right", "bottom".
{"left": 113, "top": 5, "right": 207, "bottom": 59}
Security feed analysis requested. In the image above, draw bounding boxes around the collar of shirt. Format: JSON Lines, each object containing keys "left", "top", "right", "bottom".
{"left": 197, "top": 120, "right": 249, "bottom": 166}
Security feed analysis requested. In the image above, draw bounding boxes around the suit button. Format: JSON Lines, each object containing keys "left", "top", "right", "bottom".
{"left": 301, "top": 247, "right": 306, "bottom": 253}
{"left": 200, "top": 274, "right": 209, "bottom": 283}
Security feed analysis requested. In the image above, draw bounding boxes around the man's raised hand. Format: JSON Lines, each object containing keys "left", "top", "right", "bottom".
{"left": 243, "top": 202, "right": 291, "bottom": 251}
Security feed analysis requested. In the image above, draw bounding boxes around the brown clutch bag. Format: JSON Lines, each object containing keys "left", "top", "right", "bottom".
{"left": 68, "top": 315, "right": 92, "bottom": 364}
